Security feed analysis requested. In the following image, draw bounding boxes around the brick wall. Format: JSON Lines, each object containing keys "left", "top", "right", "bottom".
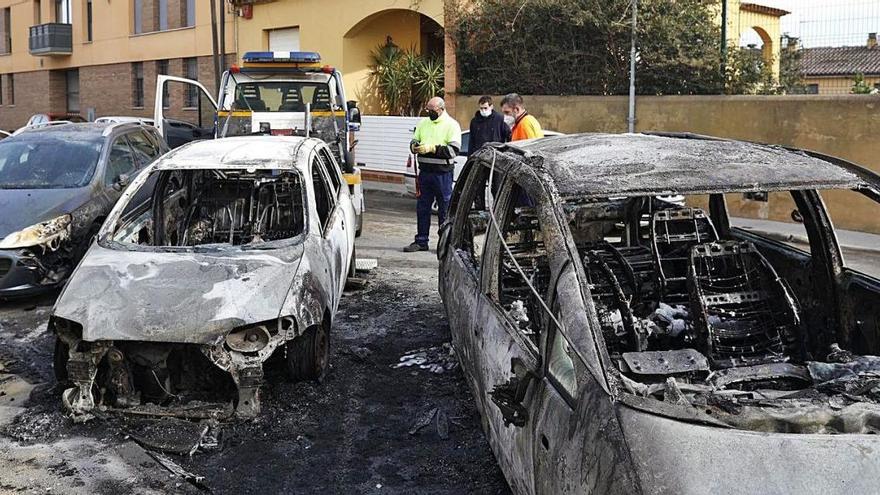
{"left": 0, "top": 54, "right": 236, "bottom": 131}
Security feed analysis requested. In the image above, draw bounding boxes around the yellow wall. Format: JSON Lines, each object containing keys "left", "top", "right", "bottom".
{"left": 0, "top": 0, "right": 234, "bottom": 74}
{"left": 804, "top": 76, "right": 880, "bottom": 95}
{"left": 714, "top": 0, "right": 784, "bottom": 79}
{"left": 235, "top": 0, "right": 443, "bottom": 114}
{"left": 450, "top": 93, "right": 880, "bottom": 233}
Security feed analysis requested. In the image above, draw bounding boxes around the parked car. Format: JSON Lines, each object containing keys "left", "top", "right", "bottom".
{"left": 438, "top": 132, "right": 880, "bottom": 494}
{"left": 51, "top": 136, "right": 356, "bottom": 419}
{"left": 25, "top": 113, "right": 87, "bottom": 127}
{"left": 0, "top": 122, "right": 168, "bottom": 299}
{"left": 404, "top": 130, "right": 563, "bottom": 196}
{"left": 95, "top": 115, "right": 201, "bottom": 150}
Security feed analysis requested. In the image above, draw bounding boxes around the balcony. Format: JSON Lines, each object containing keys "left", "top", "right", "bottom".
{"left": 29, "top": 23, "right": 72, "bottom": 56}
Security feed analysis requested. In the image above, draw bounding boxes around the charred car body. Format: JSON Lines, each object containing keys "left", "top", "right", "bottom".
{"left": 50, "top": 136, "right": 356, "bottom": 419}
{"left": 0, "top": 122, "right": 167, "bottom": 298}
{"left": 439, "top": 133, "right": 880, "bottom": 494}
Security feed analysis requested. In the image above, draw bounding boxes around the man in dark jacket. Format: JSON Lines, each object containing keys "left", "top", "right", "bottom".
{"left": 468, "top": 96, "right": 511, "bottom": 156}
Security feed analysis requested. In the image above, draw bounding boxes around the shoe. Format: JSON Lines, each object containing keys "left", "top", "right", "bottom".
{"left": 403, "top": 242, "right": 429, "bottom": 252}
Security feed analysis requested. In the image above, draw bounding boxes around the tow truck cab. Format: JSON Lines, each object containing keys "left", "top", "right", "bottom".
{"left": 153, "top": 51, "right": 365, "bottom": 236}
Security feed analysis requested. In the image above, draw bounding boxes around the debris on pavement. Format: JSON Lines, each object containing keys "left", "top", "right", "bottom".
{"left": 148, "top": 450, "right": 210, "bottom": 491}
{"left": 392, "top": 343, "right": 458, "bottom": 374}
{"left": 128, "top": 416, "right": 220, "bottom": 456}
{"left": 409, "top": 407, "right": 438, "bottom": 435}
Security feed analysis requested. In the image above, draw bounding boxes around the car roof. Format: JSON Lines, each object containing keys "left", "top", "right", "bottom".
{"left": 11, "top": 121, "right": 150, "bottom": 139}
{"left": 498, "top": 132, "right": 874, "bottom": 198}
{"left": 153, "top": 136, "right": 317, "bottom": 171}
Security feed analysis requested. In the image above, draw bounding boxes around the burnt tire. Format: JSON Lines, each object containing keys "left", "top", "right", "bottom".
{"left": 285, "top": 323, "right": 329, "bottom": 382}
{"left": 53, "top": 338, "right": 70, "bottom": 386}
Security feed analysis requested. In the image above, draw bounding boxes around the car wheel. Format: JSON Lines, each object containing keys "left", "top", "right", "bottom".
{"left": 54, "top": 338, "right": 70, "bottom": 386}
{"left": 285, "top": 322, "right": 329, "bottom": 382}
{"left": 347, "top": 244, "right": 357, "bottom": 279}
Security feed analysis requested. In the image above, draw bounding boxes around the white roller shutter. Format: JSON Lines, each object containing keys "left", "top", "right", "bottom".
{"left": 268, "top": 27, "right": 300, "bottom": 52}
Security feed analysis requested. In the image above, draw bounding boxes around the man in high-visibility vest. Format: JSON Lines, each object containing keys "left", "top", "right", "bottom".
{"left": 501, "top": 93, "right": 544, "bottom": 141}
{"left": 404, "top": 96, "right": 462, "bottom": 252}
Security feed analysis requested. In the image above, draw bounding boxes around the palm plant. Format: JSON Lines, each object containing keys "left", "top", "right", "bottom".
{"left": 369, "top": 42, "right": 445, "bottom": 116}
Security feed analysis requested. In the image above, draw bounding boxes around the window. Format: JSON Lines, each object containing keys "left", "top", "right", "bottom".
{"left": 126, "top": 131, "right": 160, "bottom": 165}
{"left": 104, "top": 138, "right": 136, "bottom": 185}
{"left": 819, "top": 188, "right": 880, "bottom": 279}
{"left": 311, "top": 158, "right": 335, "bottom": 230}
{"left": 184, "top": 57, "right": 198, "bottom": 107}
{"left": 2, "top": 7, "right": 10, "bottom": 54}
{"left": 0, "top": 76, "right": 3, "bottom": 105}
{"left": 66, "top": 69, "right": 80, "bottom": 113}
{"left": 158, "top": 0, "right": 168, "bottom": 30}
{"left": 805, "top": 83, "right": 819, "bottom": 94}
{"left": 494, "top": 182, "right": 549, "bottom": 341}
{"left": 133, "top": 0, "right": 142, "bottom": 34}
{"left": 184, "top": 0, "right": 194, "bottom": 27}
{"left": 132, "top": 62, "right": 144, "bottom": 107}
{"left": 547, "top": 325, "right": 578, "bottom": 401}
{"left": 55, "top": 0, "right": 71, "bottom": 24}
{"left": 85, "top": 0, "right": 92, "bottom": 41}
{"left": 34, "top": 0, "right": 41, "bottom": 24}
{"left": 318, "top": 148, "right": 342, "bottom": 193}
{"left": 8, "top": 74, "right": 13, "bottom": 105}
{"left": 267, "top": 27, "right": 300, "bottom": 52}
{"left": 727, "top": 191, "right": 809, "bottom": 254}
{"left": 156, "top": 60, "right": 170, "bottom": 108}
{"left": 453, "top": 163, "right": 492, "bottom": 273}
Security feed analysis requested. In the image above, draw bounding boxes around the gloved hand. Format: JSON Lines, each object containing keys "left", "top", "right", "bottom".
{"left": 414, "top": 143, "right": 436, "bottom": 155}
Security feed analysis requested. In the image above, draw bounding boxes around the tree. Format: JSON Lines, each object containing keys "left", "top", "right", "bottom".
{"left": 778, "top": 35, "right": 806, "bottom": 94}
{"left": 368, "top": 38, "right": 445, "bottom": 116}
{"left": 448, "top": 0, "right": 724, "bottom": 96}
{"left": 851, "top": 73, "right": 877, "bottom": 95}
{"left": 725, "top": 46, "right": 778, "bottom": 95}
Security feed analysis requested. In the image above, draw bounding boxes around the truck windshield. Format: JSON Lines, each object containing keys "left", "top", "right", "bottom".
{"left": 233, "top": 81, "right": 335, "bottom": 112}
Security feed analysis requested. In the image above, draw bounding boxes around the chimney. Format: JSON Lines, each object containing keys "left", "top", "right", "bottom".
{"left": 869, "top": 33, "right": 878, "bottom": 49}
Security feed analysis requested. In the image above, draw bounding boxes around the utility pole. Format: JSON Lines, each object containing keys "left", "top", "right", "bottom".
{"left": 210, "top": 0, "right": 221, "bottom": 92}
{"left": 627, "top": 0, "right": 638, "bottom": 133}
{"left": 720, "top": 0, "right": 728, "bottom": 84}
{"left": 220, "top": 0, "right": 226, "bottom": 69}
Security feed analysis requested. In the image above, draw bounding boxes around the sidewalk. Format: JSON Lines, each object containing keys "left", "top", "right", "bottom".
{"left": 733, "top": 217, "right": 880, "bottom": 253}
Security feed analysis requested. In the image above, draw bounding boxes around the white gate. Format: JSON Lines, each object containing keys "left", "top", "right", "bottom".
{"left": 355, "top": 115, "right": 421, "bottom": 176}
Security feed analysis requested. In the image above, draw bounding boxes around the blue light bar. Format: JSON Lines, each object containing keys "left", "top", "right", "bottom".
{"left": 242, "top": 51, "right": 322, "bottom": 63}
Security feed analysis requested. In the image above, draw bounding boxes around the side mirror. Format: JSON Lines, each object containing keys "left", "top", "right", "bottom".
{"left": 489, "top": 356, "right": 539, "bottom": 428}
{"left": 114, "top": 173, "right": 131, "bottom": 191}
{"left": 347, "top": 104, "right": 362, "bottom": 132}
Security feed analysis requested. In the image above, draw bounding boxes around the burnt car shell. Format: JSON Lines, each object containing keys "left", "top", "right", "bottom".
{"left": 438, "top": 132, "right": 880, "bottom": 494}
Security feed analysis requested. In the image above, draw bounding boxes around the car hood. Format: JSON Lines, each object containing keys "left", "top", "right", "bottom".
{"left": 617, "top": 404, "right": 880, "bottom": 495}
{"left": 53, "top": 243, "right": 305, "bottom": 344}
{"left": 0, "top": 187, "right": 91, "bottom": 239}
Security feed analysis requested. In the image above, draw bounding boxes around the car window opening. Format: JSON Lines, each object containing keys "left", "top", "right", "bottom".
{"left": 563, "top": 191, "right": 880, "bottom": 435}
{"left": 111, "top": 168, "right": 305, "bottom": 248}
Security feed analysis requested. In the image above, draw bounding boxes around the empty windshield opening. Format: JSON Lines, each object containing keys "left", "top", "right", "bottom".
{"left": 0, "top": 137, "right": 102, "bottom": 189}
{"left": 111, "top": 168, "right": 305, "bottom": 248}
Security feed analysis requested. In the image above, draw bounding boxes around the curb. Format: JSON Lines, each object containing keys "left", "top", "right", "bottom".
{"left": 748, "top": 229, "right": 880, "bottom": 255}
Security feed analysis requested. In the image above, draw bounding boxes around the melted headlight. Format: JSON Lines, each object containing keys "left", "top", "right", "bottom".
{"left": 0, "top": 215, "right": 72, "bottom": 250}
{"left": 225, "top": 324, "right": 271, "bottom": 353}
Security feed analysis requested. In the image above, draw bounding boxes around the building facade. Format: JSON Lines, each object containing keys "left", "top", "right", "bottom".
{"left": 800, "top": 34, "right": 880, "bottom": 95}
{"left": 0, "top": 0, "right": 235, "bottom": 131}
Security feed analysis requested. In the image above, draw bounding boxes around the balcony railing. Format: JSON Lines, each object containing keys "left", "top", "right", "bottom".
{"left": 29, "top": 23, "right": 72, "bottom": 56}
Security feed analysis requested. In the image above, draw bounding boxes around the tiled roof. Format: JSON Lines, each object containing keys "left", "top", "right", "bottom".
{"left": 740, "top": 3, "right": 789, "bottom": 17}
{"left": 800, "top": 45, "right": 880, "bottom": 77}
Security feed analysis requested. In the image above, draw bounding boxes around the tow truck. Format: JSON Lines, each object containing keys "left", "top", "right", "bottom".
{"left": 153, "top": 51, "right": 365, "bottom": 236}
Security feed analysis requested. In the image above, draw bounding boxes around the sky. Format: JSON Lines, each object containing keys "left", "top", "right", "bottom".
{"left": 738, "top": 0, "right": 880, "bottom": 48}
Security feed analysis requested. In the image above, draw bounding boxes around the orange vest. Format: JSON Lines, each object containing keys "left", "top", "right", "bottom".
{"left": 511, "top": 113, "right": 544, "bottom": 141}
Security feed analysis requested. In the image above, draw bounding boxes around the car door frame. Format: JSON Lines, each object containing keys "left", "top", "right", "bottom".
{"left": 308, "top": 146, "right": 349, "bottom": 314}
{"left": 153, "top": 75, "right": 218, "bottom": 143}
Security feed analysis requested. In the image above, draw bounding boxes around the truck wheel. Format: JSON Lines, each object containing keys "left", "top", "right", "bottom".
{"left": 285, "top": 323, "right": 329, "bottom": 382}
{"left": 54, "top": 338, "right": 70, "bottom": 386}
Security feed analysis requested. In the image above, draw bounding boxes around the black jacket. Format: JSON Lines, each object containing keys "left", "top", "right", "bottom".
{"left": 468, "top": 109, "right": 512, "bottom": 156}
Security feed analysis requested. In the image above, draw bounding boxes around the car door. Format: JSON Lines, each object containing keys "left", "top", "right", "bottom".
{"left": 310, "top": 151, "right": 349, "bottom": 313}
{"left": 154, "top": 75, "right": 218, "bottom": 147}
{"left": 471, "top": 175, "right": 562, "bottom": 495}
{"left": 101, "top": 135, "right": 139, "bottom": 203}
{"left": 439, "top": 160, "right": 493, "bottom": 394}
{"left": 317, "top": 146, "right": 355, "bottom": 255}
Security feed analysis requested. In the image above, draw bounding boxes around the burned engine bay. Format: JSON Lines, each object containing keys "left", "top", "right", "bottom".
{"left": 499, "top": 193, "right": 880, "bottom": 434}
{"left": 112, "top": 168, "right": 305, "bottom": 248}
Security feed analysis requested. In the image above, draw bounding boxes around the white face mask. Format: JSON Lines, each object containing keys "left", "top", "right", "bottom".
{"left": 479, "top": 108, "right": 492, "bottom": 118}
{"left": 503, "top": 114, "right": 515, "bottom": 128}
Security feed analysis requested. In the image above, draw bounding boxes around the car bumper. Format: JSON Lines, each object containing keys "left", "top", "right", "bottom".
{"left": 0, "top": 249, "right": 64, "bottom": 299}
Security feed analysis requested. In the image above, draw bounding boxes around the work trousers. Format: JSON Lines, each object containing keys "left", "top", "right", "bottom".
{"left": 415, "top": 170, "right": 454, "bottom": 246}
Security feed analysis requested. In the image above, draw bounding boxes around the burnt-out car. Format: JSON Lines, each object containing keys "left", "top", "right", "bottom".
{"left": 0, "top": 122, "right": 167, "bottom": 298}
{"left": 438, "top": 133, "right": 880, "bottom": 494}
{"left": 50, "top": 136, "right": 356, "bottom": 419}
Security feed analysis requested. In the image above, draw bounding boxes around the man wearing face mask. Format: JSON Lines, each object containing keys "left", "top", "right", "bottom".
{"left": 501, "top": 93, "right": 544, "bottom": 141}
{"left": 404, "top": 96, "right": 462, "bottom": 253}
{"left": 468, "top": 96, "right": 511, "bottom": 157}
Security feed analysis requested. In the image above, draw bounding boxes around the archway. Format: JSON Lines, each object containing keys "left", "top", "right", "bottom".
{"left": 343, "top": 8, "right": 444, "bottom": 114}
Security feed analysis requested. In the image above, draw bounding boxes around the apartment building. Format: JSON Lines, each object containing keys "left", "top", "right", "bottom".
{"left": 0, "top": 0, "right": 235, "bottom": 131}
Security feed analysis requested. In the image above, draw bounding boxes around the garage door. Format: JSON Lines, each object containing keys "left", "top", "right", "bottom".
{"left": 268, "top": 27, "right": 300, "bottom": 52}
